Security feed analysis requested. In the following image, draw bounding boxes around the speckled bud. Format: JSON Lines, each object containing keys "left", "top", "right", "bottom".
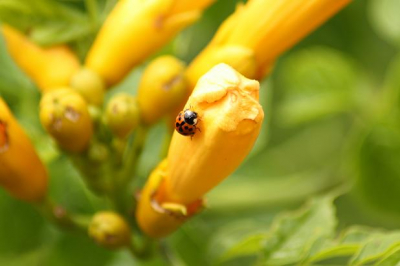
{"left": 70, "top": 68, "right": 106, "bottom": 106}
{"left": 137, "top": 56, "right": 188, "bottom": 125}
{"left": 88, "top": 212, "right": 131, "bottom": 249}
{"left": 105, "top": 93, "right": 140, "bottom": 138}
{"left": 39, "top": 88, "right": 93, "bottom": 153}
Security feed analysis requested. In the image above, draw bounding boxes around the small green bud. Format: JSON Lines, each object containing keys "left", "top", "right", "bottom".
{"left": 70, "top": 68, "right": 106, "bottom": 106}
{"left": 88, "top": 211, "right": 131, "bottom": 249}
{"left": 137, "top": 56, "right": 188, "bottom": 125}
{"left": 105, "top": 93, "right": 140, "bottom": 138}
{"left": 88, "top": 142, "right": 109, "bottom": 163}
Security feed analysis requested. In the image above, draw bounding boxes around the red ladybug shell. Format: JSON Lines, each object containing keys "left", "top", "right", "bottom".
{"left": 175, "top": 110, "right": 198, "bottom": 136}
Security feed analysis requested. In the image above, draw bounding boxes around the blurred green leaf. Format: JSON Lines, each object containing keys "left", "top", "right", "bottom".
{"left": 356, "top": 123, "right": 400, "bottom": 220}
{"left": 221, "top": 197, "right": 336, "bottom": 265}
{"left": 306, "top": 226, "right": 373, "bottom": 264}
{"left": 0, "top": 0, "right": 98, "bottom": 49}
{"left": 374, "top": 247, "right": 400, "bottom": 266}
{"left": 350, "top": 231, "right": 400, "bottom": 265}
{"left": 368, "top": 0, "right": 400, "bottom": 47}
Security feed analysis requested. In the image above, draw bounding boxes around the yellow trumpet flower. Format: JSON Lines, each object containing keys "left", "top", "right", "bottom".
{"left": 0, "top": 98, "right": 48, "bottom": 202}
{"left": 186, "top": 0, "right": 352, "bottom": 88}
{"left": 1, "top": 25, "right": 80, "bottom": 93}
{"left": 39, "top": 88, "right": 93, "bottom": 153}
{"left": 136, "top": 64, "right": 264, "bottom": 237}
{"left": 85, "top": 0, "right": 214, "bottom": 86}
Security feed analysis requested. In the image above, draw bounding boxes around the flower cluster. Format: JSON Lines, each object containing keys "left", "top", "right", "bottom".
{"left": 0, "top": 0, "right": 352, "bottom": 257}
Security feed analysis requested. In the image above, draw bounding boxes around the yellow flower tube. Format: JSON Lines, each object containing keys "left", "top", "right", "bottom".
{"left": 186, "top": 0, "right": 352, "bottom": 87}
{"left": 0, "top": 98, "right": 48, "bottom": 202}
{"left": 39, "top": 88, "right": 93, "bottom": 153}
{"left": 136, "top": 64, "right": 264, "bottom": 237}
{"left": 1, "top": 25, "right": 80, "bottom": 93}
{"left": 85, "top": 0, "right": 214, "bottom": 86}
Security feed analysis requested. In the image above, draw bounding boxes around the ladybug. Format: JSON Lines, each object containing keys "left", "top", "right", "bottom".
{"left": 175, "top": 109, "right": 200, "bottom": 137}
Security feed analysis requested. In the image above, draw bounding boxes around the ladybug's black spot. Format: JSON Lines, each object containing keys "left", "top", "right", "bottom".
{"left": 178, "top": 117, "right": 181, "bottom": 121}
{"left": 179, "top": 127, "right": 183, "bottom": 132}
{"left": 175, "top": 122, "right": 179, "bottom": 127}
{"left": 184, "top": 126, "right": 189, "bottom": 130}
{"left": 189, "top": 128, "right": 193, "bottom": 132}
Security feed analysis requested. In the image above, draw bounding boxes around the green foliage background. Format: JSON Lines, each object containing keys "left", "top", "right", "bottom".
{"left": 1, "top": 0, "right": 400, "bottom": 265}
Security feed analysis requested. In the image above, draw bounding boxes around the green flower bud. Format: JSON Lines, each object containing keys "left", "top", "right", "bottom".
{"left": 40, "top": 88, "right": 93, "bottom": 153}
{"left": 88, "top": 212, "right": 131, "bottom": 249}
{"left": 70, "top": 68, "right": 106, "bottom": 106}
{"left": 105, "top": 93, "right": 140, "bottom": 138}
{"left": 137, "top": 56, "right": 188, "bottom": 125}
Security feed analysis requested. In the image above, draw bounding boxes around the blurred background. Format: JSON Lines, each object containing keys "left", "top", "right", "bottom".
{"left": 1, "top": 0, "right": 400, "bottom": 265}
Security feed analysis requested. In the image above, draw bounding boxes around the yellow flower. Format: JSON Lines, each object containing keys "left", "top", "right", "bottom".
{"left": 0, "top": 98, "right": 48, "bottom": 202}
{"left": 85, "top": 0, "right": 214, "bottom": 86}
{"left": 1, "top": 25, "right": 80, "bottom": 93}
{"left": 105, "top": 93, "right": 140, "bottom": 139}
{"left": 39, "top": 88, "right": 93, "bottom": 153}
{"left": 186, "top": 0, "right": 352, "bottom": 88}
{"left": 136, "top": 64, "right": 264, "bottom": 237}
{"left": 137, "top": 55, "right": 188, "bottom": 125}
{"left": 89, "top": 211, "right": 131, "bottom": 249}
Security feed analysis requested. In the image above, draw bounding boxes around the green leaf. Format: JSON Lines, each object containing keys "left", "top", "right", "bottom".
{"left": 0, "top": 0, "right": 97, "bottom": 46}
{"left": 356, "top": 123, "right": 400, "bottom": 220}
{"left": 350, "top": 231, "right": 400, "bottom": 265}
{"left": 368, "top": 0, "right": 400, "bottom": 47}
{"left": 305, "top": 226, "right": 373, "bottom": 264}
{"left": 221, "top": 197, "right": 337, "bottom": 265}
{"left": 374, "top": 247, "right": 400, "bottom": 266}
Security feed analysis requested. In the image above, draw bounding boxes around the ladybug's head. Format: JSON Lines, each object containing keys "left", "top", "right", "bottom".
{"left": 183, "top": 110, "right": 198, "bottom": 125}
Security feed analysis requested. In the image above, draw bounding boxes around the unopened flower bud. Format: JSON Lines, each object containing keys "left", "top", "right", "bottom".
{"left": 39, "top": 88, "right": 93, "bottom": 153}
{"left": 1, "top": 25, "right": 80, "bottom": 93}
{"left": 88, "top": 212, "right": 131, "bottom": 249}
{"left": 70, "top": 68, "right": 106, "bottom": 106}
{"left": 85, "top": 0, "right": 215, "bottom": 85}
{"left": 137, "top": 56, "right": 188, "bottom": 125}
{"left": 136, "top": 64, "right": 264, "bottom": 237}
{"left": 105, "top": 93, "right": 140, "bottom": 138}
{"left": 0, "top": 98, "right": 48, "bottom": 202}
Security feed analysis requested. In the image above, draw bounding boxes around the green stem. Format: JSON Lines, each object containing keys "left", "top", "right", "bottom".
{"left": 85, "top": 0, "right": 99, "bottom": 28}
{"left": 127, "top": 235, "right": 154, "bottom": 260}
{"left": 121, "top": 126, "right": 149, "bottom": 184}
{"left": 108, "top": 126, "right": 148, "bottom": 213}
{"left": 36, "top": 196, "right": 90, "bottom": 234}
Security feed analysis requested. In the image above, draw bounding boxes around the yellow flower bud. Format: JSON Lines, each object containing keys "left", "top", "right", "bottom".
{"left": 85, "top": 0, "right": 214, "bottom": 86}
{"left": 186, "top": 0, "right": 351, "bottom": 86}
{"left": 105, "top": 93, "right": 140, "bottom": 139}
{"left": 88, "top": 211, "right": 131, "bottom": 249}
{"left": 137, "top": 56, "right": 188, "bottom": 125}
{"left": 1, "top": 25, "right": 80, "bottom": 93}
{"left": 39, "top": 88, "right": 93, "bottom": 153}
{"left": 70, "top": 68, "right": 106, "bottom": 106}
{"left": 136, "top": 64, "right": 264, "bottom": 237}
{"left": 0, "top": 98, "right": 48, "bottom": 202}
